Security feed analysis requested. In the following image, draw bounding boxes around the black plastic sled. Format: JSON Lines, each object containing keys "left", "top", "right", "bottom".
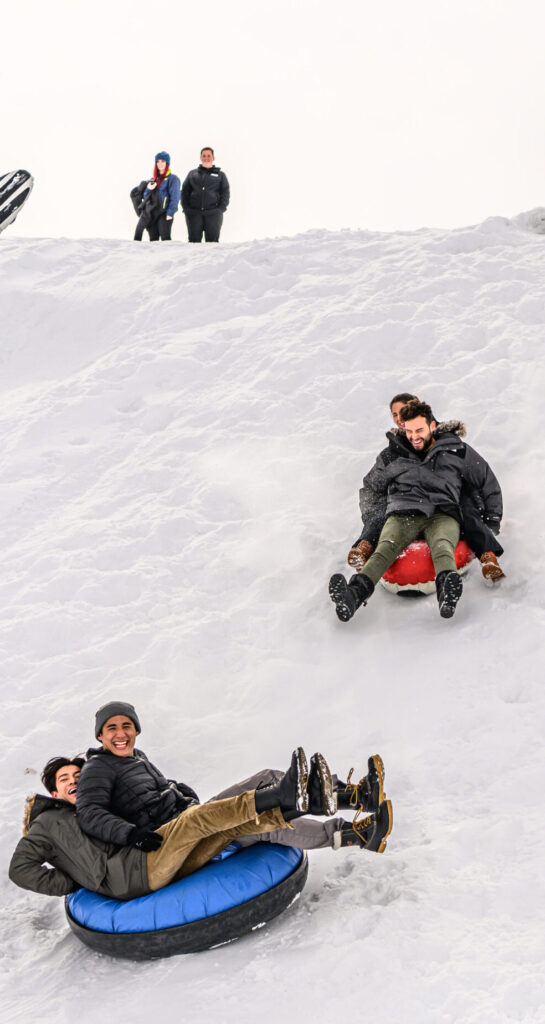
{"left": 0, "top": 170, "right": 34, "bottom": 233}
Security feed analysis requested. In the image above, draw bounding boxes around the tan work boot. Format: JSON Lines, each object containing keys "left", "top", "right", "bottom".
{"left": 347, "top": 539, "right": 374, "bottom": 572}
{"left": 480, "top": 552, "right": 505, "bottom": 582}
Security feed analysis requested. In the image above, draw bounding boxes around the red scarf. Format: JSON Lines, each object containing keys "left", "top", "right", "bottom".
{"left": 152, "top": 163, "right": 170, "bottom": 187}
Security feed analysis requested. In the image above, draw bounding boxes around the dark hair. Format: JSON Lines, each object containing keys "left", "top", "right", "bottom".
{"left": 200, "top": 146, "right": 214, "bottom": 157}
{"left": 389, "top": 392, "right": 418, "bottom": 409}
{"left": 400, "top": 399, "right": 436, "bottom": 425}
{"left": 41, "top": 756, "right": 85, "bottom": 794}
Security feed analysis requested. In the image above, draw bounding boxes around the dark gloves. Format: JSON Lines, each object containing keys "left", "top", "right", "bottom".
{"left": 484, "top": 515, "right": 501, "bottom": 536}
{"left": 129, "top": 828, "right": 163, "bottom": 852}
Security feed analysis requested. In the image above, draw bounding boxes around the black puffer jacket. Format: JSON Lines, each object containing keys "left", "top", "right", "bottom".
{"left": 9, "top": 794, "right": 148, "bottom": 899}
{"left": 76, "top": 747, "right": 199, "bottom": 846}
{"left": 181, "top": 165, "right": 230, "bottom": 212}
{"left": 358, "top": 421, "right": 502, "bottom": 542}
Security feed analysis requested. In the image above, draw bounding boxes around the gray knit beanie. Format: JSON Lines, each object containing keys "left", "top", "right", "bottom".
{"left": 94, "top": 701, "right": 141, "bottom": 739}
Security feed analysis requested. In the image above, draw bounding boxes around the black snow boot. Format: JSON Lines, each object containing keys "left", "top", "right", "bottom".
{"left": 336, "top": 754, "right": 385, "bottom": 815}
{"left": 307, "top": 753, "right": 338, "bottom": 816}
{"left": 254, "top": 747, "right": 309, "bottom": 815}
{"left": 339, "top": 799, "right": 393, "bottom": 853}
{"left": 435, "top": 569, "right": 463, "bottom": 619}
{"left": 329, "top": 572, "right": 375, "bottom": 622}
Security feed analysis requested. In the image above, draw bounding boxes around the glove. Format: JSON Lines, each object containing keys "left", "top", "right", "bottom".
{"left": 347, "top": 539, "right": 374, "bottom": 571}
{"left": 129, "top": 828, "right": 163, "bottom": 852}
{"left": 484, "top": 515, "right": 501, "bottom": 536}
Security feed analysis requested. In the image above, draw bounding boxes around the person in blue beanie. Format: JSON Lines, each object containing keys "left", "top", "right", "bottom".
{"left": 131, "top": 151, "right": 181, "bottom": 241}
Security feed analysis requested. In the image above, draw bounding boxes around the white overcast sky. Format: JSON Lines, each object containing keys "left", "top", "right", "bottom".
{"left": 3, "top": 0, "right": 545, "bottom": 241}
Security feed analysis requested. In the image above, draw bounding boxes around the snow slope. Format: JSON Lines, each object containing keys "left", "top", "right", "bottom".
{"left": 1, "top": 218, "right": 544, "bottom": 1024}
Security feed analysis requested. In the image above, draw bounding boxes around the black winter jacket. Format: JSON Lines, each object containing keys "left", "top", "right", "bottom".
{"left": 130, "top": 180, "right": 163, "bottom": 226}
{"left": 76, "top": 747, "right": 199, "bottom": 846}
{"left": 9, "top": 794, "right": 148, "bottom": 899}
{"left": 181, "top": 165, "right": 230, "bottom": 212}
{"left": 358, "top": 421, "right": 503, "bottom": 544}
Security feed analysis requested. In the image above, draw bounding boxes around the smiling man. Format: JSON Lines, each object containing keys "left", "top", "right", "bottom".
{"left": 75, "top": 701, "right": 392, "bottom": 859}
{"left": 9, "top": 750, "right": 319, "bottom": 899}
{"left": 329, "top": 399, "right": 503, "bottom": 621}
{"left": 181, "top": 146, "right": 230, "bottom": 242}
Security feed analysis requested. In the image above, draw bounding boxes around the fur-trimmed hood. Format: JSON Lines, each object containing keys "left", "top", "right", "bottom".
{"left": 390, "top": 419, "right": 466, "bottom": 440}
{"left": 21, "top": 793, "right": 70, "bottom": 835}
{"left": 433, "top": 419, "right": 466, "bottom": 438}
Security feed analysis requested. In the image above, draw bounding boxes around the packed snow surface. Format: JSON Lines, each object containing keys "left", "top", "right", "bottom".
{"left": 1, "top": 216, "right": 544, "bottom": 1023}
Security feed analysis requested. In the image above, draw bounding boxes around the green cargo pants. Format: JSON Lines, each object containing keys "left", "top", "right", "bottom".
{"left": 360, "top": 512, "right": 460, "bottom": 586}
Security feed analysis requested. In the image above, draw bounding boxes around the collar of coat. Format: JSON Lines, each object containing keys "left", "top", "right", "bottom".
{"left": 389, "top": 419, "right": 467, "bottom": 443}
{"left": 22, "top": 793, "right": 73, "bottom": 835}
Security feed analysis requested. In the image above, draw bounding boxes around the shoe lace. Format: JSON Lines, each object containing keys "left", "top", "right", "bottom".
{"left": 351, "top": 810, "right": 373, "bottom": 841}
{"left": 345, "top": 767, "right": 366, "bottom": 808}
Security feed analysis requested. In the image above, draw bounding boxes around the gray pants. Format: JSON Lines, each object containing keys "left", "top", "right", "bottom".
{"left": 209, "top": 769, "right": 345, "bottom": 850}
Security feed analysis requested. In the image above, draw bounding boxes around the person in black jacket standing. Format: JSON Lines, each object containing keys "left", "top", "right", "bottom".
{"left": 181, "top": 147, "right": 230, "bottom": 242}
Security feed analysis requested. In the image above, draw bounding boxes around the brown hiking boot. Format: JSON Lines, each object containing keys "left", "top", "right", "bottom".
{"left": 347, "top": 539, "right": 374, "bottom": 572}
{"left": 480, "top": 552, "right": 505, "bottom": 582}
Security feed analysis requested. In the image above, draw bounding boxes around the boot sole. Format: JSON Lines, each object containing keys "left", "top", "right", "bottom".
{"left": 295, "top": 747, "right": 309, "bottom": 813}
{"left": 347, "top": 552, "right": 365, "bottom": 571}
{"left": 311, "top": 752, "right": 338, "bottom": 815}
{"left": 375, "top": 799, "right": 393, "bottom": 853}
{"left": 439, "top": 572, "right": 463, "bottom": 619}
{"left": 369, "top": 754, "right": 385, "bottom": 810}
{"left": 328, "top": 574, "right": 354, "bottom": 622}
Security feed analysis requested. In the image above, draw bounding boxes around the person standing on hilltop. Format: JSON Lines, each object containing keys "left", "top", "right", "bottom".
{"left": 131, "top": 151, "right": 181, "bottom": 242}
{"left": 181, "top": 147, "right": 230, "bottom": 242}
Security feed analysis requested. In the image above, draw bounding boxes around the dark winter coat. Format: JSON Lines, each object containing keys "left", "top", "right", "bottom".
{"left": 358, "top": 421, "right": 503, "bottom": 544}
{"left": 9, "top": 795, "right": 148, "bottom": 899}
{"left": 130, "top": 180, "right": 163, "bottom": 226}
{"left": 143, "top": 170, "right": 181, "bottom": 219}
{"left": 181, "top": 165, "right": 230, "bottom": 213}
{"left": 76, "top": 747, "right": 199, "bottom": 846}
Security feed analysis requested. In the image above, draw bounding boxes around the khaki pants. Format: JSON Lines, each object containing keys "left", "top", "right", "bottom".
{"left": 146, "top": 791, "right": 289, "bottom": 891}
{"left": 361, "top": 512, "right": 460, "bottom": 586}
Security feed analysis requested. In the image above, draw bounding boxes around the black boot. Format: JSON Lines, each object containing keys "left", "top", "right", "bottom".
{"left": 339, "top": 799, "right": 393, "bottom": 853}
{"left": 329, "top": 573, "right": 375, "bottom": 622}
{"left": 435, "top": 570, "right": 463, "bottom": 619}
{"left": 307, "top": 753, "right": 338, "bottom": 816}
{"left": 254, "top": 748, "right": 309, "bottom": 815}
{"left": 336, "top": 754, "right": 385, "bottom": 814}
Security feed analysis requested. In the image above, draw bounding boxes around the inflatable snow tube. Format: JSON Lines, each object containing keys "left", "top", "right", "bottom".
{"left": 65, "top": 843, "right": 307, "bottom": 960}
{"left": 0, "top": 170, "right": 34, "bottom": 234}
{"left": 380, "top": 539, "right": 474, "bottom": 595}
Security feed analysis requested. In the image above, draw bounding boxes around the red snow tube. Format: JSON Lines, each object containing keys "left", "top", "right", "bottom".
{"left": 381, "top": 540, "right": 474, "bottom": 595}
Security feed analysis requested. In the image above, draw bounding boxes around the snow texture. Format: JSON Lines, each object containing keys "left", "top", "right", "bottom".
{"left": 1, "top": 216, "right": 544, "bottom": 1023}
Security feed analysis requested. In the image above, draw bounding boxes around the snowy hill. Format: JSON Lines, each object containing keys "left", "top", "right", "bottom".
{"left": 1, "top": 220, "right": 544, "bottom": 1024}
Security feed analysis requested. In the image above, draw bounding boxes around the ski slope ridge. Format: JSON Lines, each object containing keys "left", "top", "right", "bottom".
{"left": 1, "top": 218, "right": 544, "bottom": 1024}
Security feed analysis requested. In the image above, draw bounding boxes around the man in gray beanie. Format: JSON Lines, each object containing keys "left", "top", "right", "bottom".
{"left": 94, "top": 701, "right": 141, "bottom": 740}
{"left": 75, "top": 701, "right": 393, "bottom": 858}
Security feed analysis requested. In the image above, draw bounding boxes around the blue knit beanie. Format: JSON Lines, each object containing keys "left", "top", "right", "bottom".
{"left": 155, "top": 151, "right": 170, "bottom": 164}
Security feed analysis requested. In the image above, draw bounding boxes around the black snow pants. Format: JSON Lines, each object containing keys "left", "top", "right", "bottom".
{"left": 184, "top": 209, "right": 223, "bottom": 242}
{"left": 134, "top": 214, "right": 173, "bottom": 242}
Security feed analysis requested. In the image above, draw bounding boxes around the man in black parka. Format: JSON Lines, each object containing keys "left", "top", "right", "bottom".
{"left": 181, "top": 147, "right": 230, "bottom": 242}
{"left": 347, "top": 394, "right": 505, "bottom": 582}
{"left": 329, "top": 400, "right": 503, "bottom": 622}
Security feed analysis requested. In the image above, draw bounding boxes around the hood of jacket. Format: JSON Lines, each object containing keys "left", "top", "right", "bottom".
{"left": 22, "top": 793, "right": 73, "bottom": 835}
{"left": 386, "top": 419, "right": 467, "bottom": 450}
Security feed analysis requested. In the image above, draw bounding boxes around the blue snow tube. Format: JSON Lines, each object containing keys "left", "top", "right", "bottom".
{"left": 65, "top": 843, "right": 307, "bottom": 959}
